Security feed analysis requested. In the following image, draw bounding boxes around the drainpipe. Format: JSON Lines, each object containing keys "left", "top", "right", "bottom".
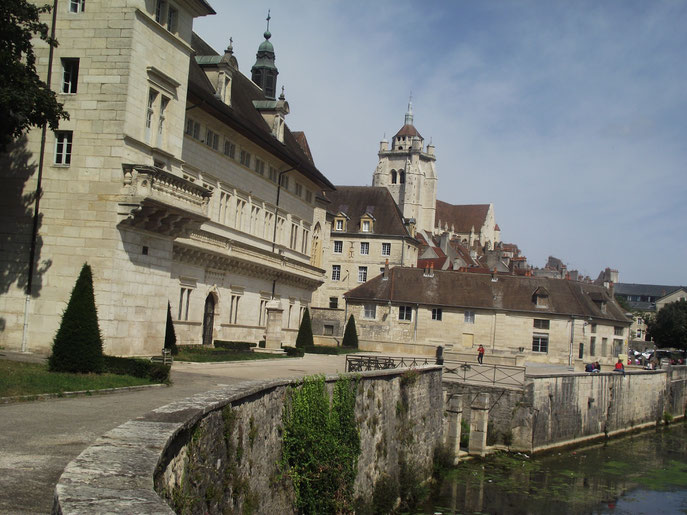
{"left": 414, "top": 303, "right": 419, "bottom": 342}
{"left": 270, "top": 166, "right": 297, "bottom": 298}
{"left": 22, "top": 0, "right": 59, "bottom": 353}
{"left": 569, "top": 317, "right": 576, "bottom": 367}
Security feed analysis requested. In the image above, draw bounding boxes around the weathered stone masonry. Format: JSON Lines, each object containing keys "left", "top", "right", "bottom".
{"left": 53, "top": 366, "right": 443, "bottom": 514}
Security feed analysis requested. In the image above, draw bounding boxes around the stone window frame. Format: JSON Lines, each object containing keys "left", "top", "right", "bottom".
{"left": 398, "top": 305, "right": 412, "bottom": 322}
{"left": 333, "top": 240, "right": 343, "bottom": 254}
{"left": 363, "top": 304, "right": 376, "bottom": 320}
{"left": 205, "top": 128, "right": 219, "bottom": 150}
{"left": 329, "top": 297, "right": 338, "bottom": 309}
{"left": 54, "top": 131, "right": 73, "bottom": 165}
{"left": 229, "top": 293, "right": 241, "bottom": 325}
{"left": 360, "top": 242, "right": 370, "bottom": 255}
{"left": 532, "top": 334, "right": 549, "bottom": 353}
{"left": 381, "top": 242, "right": 391, "bottom": 256}
{"left": 223, "top": 139, "right": 236, "bottom": 159}
{"left": 614, "top": 326, "right": 624, "bottom": 336}
{"left": 464, "top": 311, "right": 475, "bottom": 324}
{"left": 69, "top": 0, "right": 84, "bottom": 13}
{"left": 331, "top": 265, "right": 341, "bottom": 281}
{"left": 432, "top": 308, "right": 442, "bottom": 321}
{"left": 358, "top": 266, "right": 368, "bottom": 283}
{"left": 61, "top": 58, "right": 79, "bottom": 94}
{"left": 240, "top": 149, "right": 252, "bottom": 168}
{"left": 533, "top": 319, "right": 550, "bottom": 330}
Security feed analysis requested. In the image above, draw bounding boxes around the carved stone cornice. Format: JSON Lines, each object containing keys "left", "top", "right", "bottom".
{"left": 173, "top": 240, "right": 325, "bottom": 290}
{"left": 117, "top": 165, "right": 212, "bottom": 237}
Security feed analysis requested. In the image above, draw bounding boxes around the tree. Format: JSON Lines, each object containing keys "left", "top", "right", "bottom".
{"left": 49, "top": 263, "right": 104, "bottom": 373}
{"left": 342, "top": 315, "right": 358, "bottom": 348}
{"left": 647, "top": 299, "right": 687, "bottom": 350}
{"left": 0, "top": 0, "right": 68, "bottom": 149}
{"left": 295, "top": 307, "right": 313, "bottom": 348}
{"left": 614, "top": 295, "right": 632, "bottom": 313}
{"left": 164, "top": 302, "right": 178, "bottom": 356}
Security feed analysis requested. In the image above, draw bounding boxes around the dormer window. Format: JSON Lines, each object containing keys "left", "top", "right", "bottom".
{"left": 335, "top": 219, "right": 344, "bottom": 231}
{"left": 532, "top": 287, "right": 550, "bottom": 308}
{"left": 362, "top": 220, "right": 370, "bottom": 232}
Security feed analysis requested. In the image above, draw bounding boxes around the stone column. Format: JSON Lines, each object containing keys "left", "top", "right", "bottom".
{"left": 264, "top": 299, "right": 284, "bottom": 350}
{"left": 445, "top": 394, "right": 463, "bottom": 464}
{"left": 468, "top": 392, "right": 489, "bottom": 457}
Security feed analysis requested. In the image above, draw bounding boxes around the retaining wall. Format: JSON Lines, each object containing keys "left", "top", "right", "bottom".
{"left": 446, "top": 366, "right": 687, "bottom": 453}
{"left": 53, "top": 367, "right": 443, "bottom": 514}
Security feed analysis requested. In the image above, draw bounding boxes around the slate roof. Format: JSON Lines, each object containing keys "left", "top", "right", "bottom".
{"left": 435, "top": 201, "right": 490, "bottom": 233}
{"left": 394, "top": 124, "right": 422, "bottom": 140}
{"left": 326, "top": 186, "right": 414, "bottom": 237}
{"left": 292, "top": 131, "right": 314, "bottom": 165}
{"left": 187, "top": 35, "right": 335, "bottom": 190}
{"left": 345, "top": 268, "right": 631, "bottom": 323}
{"left": 615, "top": 283, "right": 684, "bottom": 298}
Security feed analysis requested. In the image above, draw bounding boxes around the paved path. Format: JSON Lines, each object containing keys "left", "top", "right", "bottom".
{"left": 0, "top": 355, "right": 348, "bottom": 514}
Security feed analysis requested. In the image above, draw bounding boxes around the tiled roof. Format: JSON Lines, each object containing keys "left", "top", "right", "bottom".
{"left": 435, "top": 201, "right": 490, "bottom": 233}
{"left": 393, "top": 124, "right": 422, "bottom": 140}
{"left": 615, "top": 283, "right": 684, "bottom": 297}
{"left": 418, "top": 257, "right": 450, "bottom": 270}
{"left": 345, "top": 268, "right": 630, "bottom": 323}
{"left": 327, "top": 186, "right": 414, "bottom": 237}
{"left": 187, "top": 36, "right": 335, "bottom": 191}
{"left": 291, "top": 131, "right": 314, "bottom": 165}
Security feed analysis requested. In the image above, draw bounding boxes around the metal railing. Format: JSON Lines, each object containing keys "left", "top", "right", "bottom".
{"left": 345, "top": 354, "right": 525, "bottom": 388}
{"left": 345, "top": 354, "right": 432, "bottom": 372}
{"left": 442, "top": 360, "right": 525, "bottom": 387}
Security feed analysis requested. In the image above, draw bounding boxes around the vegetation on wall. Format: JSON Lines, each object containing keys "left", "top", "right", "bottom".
{"left": 49, "top": 263, "right": 104, "bottom": 374}
{"left": 343, "top": 314, "right": 359, "bottom": 348}
{"left": 281, "top": 375, "right": 361, "bottom": 513}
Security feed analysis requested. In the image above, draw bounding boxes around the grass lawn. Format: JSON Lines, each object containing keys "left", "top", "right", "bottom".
{"left": 0, "top": 359, "right": 154, "bottom": 398}
{"left": 175, "top": 345, "right": 291, "bottom": 363}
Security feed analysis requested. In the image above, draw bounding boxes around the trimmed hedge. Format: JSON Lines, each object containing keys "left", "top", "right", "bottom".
{"left": 214, "top": 341, "right": 256, "bottom": 352}
{"left": 303, "top": 346, "right": 342, "bottom": 355}
{"left": 102, "top": 355, "right": 170, "bottom": 383}
{"left": 283, "top": 346, "right": 305, "bottom": 357}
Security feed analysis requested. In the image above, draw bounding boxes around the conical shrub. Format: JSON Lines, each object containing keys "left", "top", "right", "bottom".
{"left": 49, "top": 263, "right": 104, "bottom": 373}
{"left": 295, "top": 307, "right": 314, "bottom": 348}
{"left": 342, "top": 314, "right": 358, "bottom": 348}
{"left": 164, "top": 302, "right": 179, "bottom": 355}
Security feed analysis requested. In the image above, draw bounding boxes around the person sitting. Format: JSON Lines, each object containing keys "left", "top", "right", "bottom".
{"left": 593, "top": 361, "right": 601, "bottom": 372}
{"left": 585, "top": 363, "right": 594, "bottom": 373}
{"left": 614, "top": 359, "right": 625, "bottom": 376}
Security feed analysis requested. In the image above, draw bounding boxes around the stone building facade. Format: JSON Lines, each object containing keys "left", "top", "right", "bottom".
{"left": 0, "top": 1, "right": 334, "bottom": 355}
{"left": 344, "top": 267, "right": 631, "bottom": 364}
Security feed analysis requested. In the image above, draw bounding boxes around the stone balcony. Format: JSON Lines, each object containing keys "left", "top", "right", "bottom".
{"left": 117, "top": 165, "right": 212, "bottom": 237}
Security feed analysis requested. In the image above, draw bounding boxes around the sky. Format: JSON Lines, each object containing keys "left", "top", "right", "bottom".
{"left": 194, "top": 1, "right": 687, "bottom": 286}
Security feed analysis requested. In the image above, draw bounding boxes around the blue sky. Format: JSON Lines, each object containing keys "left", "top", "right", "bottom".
{"left": 194, "top": 1, "right": 687, "bottom": 285}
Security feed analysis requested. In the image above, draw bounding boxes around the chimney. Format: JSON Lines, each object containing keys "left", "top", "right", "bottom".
{"left": 608, "top": 281, "right": 615, "bottom": 297}
{"left": 383, "top": 259, "right": 389, "bottom": 281}
{"left": 429, "top": 262, "right": 434, "bottom": 277}
{"left": 491, "top": 267, "right": 498, "bottom": 282}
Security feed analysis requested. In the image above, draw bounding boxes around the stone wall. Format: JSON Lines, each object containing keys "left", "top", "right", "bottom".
{"left": 446, "top": 366, "right": 687, "bottom": 454}
{"left": 53, "top": 367, "right": 443, "bottom": 514}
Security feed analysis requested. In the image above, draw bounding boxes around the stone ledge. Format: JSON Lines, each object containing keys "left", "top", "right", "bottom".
{"left": 53, "top": 367, "right": 442, "bottom": 514}
{"left": 0, "top": 383, "right": 167, "bottom": 405}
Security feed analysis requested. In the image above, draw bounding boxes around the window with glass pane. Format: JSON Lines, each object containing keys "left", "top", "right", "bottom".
{"left": 532, "top": 335, "right": 548, "bottom": 352}
{"left": 333, "top": 241, "right": 342, "bottom": 254}
{"left": 432, "top": 308, "right": 442, "bottom": 320}
{"left": 54, "top": 131, "right": 73, "bottom": 165}
{"left": 464, "top": 311, "right": 475, "bottom": 324}
{"left": 358, "top": 266, "right": 367, "bottom": 282}
{"left": 364, "top": 304, "right": 376, "bottom": 319}
{"left": 360, "top": 242, "right": 369, "bottom": 255}
{"left": 381, "top": 242, "right": 391, "bottom": 256}
{"left": 399, "top": 305, "right": 412, "bottom": 321}
{"left": 332, "top": 265, "right": 340, "bottom": 281}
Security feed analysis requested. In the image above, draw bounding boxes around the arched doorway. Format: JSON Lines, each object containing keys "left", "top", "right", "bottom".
{"left": 202, "top": 294, "right": 215, "bottom": 346}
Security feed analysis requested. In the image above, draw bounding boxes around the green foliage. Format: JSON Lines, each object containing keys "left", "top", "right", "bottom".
{"left": 281, "top": 375, "right": 361, "bottom": 513}
{"left": 295, "top": 307, "right": 314, "bottom": 348}
{"left": 648, "top": 299, "right": 687, "bottom": 350}
{"left": 283, "top": 346, "right": 304, "bottom": 357}
{"left": 164, "top": 302, "right": 178, "bottom": 356}
{"left": 214, "top": 340, "right": 255, "bottom": 351}
{"left": 49, "top": 263, "right": 104, "bottom": 374}
{"left": 371, "top": 474, "right": 399, "bottom": 514}
{"left": 101, "top": 355, "right": 170, "bottom": 383}
{"left": 342, "top": 314, "right": 359, "bottom": 348}
{"left": 460, "top": 419, "right": 470, "bottom": 447}
{"left": 615, "top": 294, "right": 632, "bottom": 313}
{"left": 663, "top": 411, "right": 674, "bottom": 425}
{"left": 0, "top": 0, "right": 69, "bottom": 149}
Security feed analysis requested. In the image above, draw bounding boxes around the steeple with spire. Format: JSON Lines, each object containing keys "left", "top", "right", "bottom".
{"left": 372, "top": 98, "right": 437, "bottom": 234}
{"left": 251, "top": 11, "right": 279, "bottom": 99}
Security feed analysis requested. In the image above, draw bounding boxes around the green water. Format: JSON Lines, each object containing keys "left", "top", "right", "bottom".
{"left": 428, "top": 423, "right": 687, "bottom": 514}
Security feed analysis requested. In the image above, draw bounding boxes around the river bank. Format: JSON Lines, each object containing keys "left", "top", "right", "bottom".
{"left": 429, "top": 422, "right": 687, "bottom": 514}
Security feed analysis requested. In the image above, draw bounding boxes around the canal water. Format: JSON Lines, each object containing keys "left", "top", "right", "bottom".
{"left": 428, "top": 422, "right": 687, "bottom": 514}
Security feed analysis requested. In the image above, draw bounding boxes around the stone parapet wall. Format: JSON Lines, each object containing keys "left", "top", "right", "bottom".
{"left": 53, "top": 367, "right": 443, "bottom": 514}
{"left": 446, "top": 367, "right": 687, "bottom": 454}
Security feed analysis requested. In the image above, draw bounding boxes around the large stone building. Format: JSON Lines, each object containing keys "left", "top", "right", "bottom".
{"left": 344, "top": 267, "right": 631, "bottom": 364}
{"left": 0, "top": 2, "right": 334, "bottom": 355}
